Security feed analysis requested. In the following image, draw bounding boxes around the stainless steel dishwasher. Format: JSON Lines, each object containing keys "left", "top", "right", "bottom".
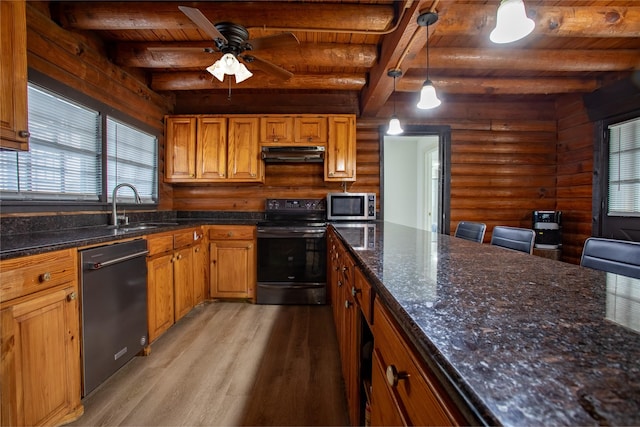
{"left": 80, "top": 239, "right": 148, "bottom": 396}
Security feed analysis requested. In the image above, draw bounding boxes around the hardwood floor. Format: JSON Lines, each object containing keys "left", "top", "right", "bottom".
{"left": 69, "top": 302, "right": 350, "bottom": 426}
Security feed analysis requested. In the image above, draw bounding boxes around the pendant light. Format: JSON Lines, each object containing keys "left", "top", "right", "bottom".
{"left": 416, "top": 11, "right": 441, "bottom": 110}
{"left": 387, "top": 69, "right": 404, "bottom": 135}
{"left": 490, "top": 0, "right": 535, "bottom": 44}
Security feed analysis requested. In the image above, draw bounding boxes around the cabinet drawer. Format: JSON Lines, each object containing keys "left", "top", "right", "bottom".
{"left": 147, "top": 233, "right": 174, "bottom": 255}
{"left": 0, "top": 248, "right": 77, "bottom": 302}
{"left": 174, "top": 228, "right": 201, "bottom": 249}
{"left": 208, "top": 225, "right": 255, "bottom": 240}
{"left": 373, "top": 299, "right": 463, "bottom": 426}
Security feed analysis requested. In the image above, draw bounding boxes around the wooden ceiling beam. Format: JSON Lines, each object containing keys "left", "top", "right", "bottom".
{"left": 56, "top": 2, "right": 394, "bottom": 32}
{"left": 113, "top": 43, "right": 377, "bottom": 69}
{"left": 359, "top": 0, "right": 429, "bottom": 117}
{"left": 396, "top": 76, "right": 600, "bottom": 95}
{"left": 408, "top": 48, "right": 640, "bottom": 72}
{"left": 151, "top": 72, "right": 366, "bottom": 91}
{"left": 434, "top": 4, "right": 640, "bottom": 37}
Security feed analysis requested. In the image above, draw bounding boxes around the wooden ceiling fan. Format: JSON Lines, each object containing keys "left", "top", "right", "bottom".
{"left": 149, "top": 6, "right": 299, "bottom": 82}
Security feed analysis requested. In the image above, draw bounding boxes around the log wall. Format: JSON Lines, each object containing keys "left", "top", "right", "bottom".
{"left": 555, "top": 94, "right": 595, "bottom": 264}
{"left": 25, "top": 3, "right": 174, "bottom": 210}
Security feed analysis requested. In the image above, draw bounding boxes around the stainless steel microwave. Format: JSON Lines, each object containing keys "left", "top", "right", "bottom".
{"left": 326, "top": 192, "right": 376, "bottom": 221}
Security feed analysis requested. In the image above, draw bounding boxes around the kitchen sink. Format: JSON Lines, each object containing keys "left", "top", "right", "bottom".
{"left": 105, "top": 222, "right": 179, "bottom": 234}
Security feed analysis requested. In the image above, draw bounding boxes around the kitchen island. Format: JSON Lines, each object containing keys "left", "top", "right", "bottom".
{"left": 333, "top": 221, "right": 640, "bottom": 426}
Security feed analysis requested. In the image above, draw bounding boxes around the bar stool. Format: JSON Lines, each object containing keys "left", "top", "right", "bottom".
{"left": 580, "top": 237, "right": 640, "bottom": 279}
{"left": 454, "top": 221, "right": 486, "bottom": 243}
{"left": 490, "top": 226, "right": 535, "bottom": 254}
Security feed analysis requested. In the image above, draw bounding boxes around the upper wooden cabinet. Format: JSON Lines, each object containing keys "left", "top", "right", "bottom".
{"left": 325, "top": 115, "right": 356, "bottom": 181}
{"left": 165, "top": 114, "right": 355, "bottom": 183}
{"left": 227, "top": 117, "right": 263, "bottom": 182}
{"left": 165, "top": 115, "right": 263, "bottom": 183}
{"left": 0, "top": 0, "right": 29, "bottom": 151}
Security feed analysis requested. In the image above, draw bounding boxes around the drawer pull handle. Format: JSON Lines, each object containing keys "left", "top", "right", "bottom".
{"left": 386, "top": 365, "right": 410, "bottom": 387}
{"left": 40, "top": 272, "right": 52, "bottom": 282}
{"left": 67, "top": 292, "right": 77, "bottom": 301}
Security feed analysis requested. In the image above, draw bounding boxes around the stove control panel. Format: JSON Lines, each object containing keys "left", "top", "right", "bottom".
{"left": 266, "top": 198, "right": 326, "bottom": 212}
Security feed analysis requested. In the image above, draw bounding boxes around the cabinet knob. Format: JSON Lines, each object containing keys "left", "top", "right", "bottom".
{"left": 227, "top": 231, "right": 233, "bottom": 237}
{"left": 351, "top": 286, "right": 361, "bottom": 297}
{"left": 177, "top": 254, "right": 182, "bottom": 260}
{"left": 337, "top": 280, "right": 342, "bottom": 287}
{"left": 386, "top": 365, "right": 410, "bottom": 387}
{"left": 344, "top": 300, "right": 352, "bottom": 309}
{"left": 195, "top": 247, "right": 200, "bottom": 253}
{"left": 18, "top": 130, "right": 31, "bottom": 138}
{"left": 40, "top": 272, "right": 52, "bottom": 283}
{"left": 67, "top": 292, "right": 77, "bottom": 301}
{"left": 342, "top": 266, "right": 348, "bottom": 272}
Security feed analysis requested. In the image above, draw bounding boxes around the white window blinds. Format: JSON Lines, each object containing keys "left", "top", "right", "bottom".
{"left": 608, "top": 116, "right": 640, "bottom": 216}
{"left": 107, "top": 118, "right": 157, "bottom": 203}
{"left": 0, "top": 85, "right": 101, "bottom": 200}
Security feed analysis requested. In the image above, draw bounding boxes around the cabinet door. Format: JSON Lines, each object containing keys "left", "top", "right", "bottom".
{"left": 260, "top": 116, "right": 294, "bottom": 144}
{"left": 227, "top": 117, "right": 263, "bottom": 182}
{"left": 165, "top": 117, "right": 197, "bottom": 181}
{"left": 197, "top": 117, "right": 227, "bottom": 179}
{"left": 294, "top": 116, "right": 327, "bottom": 144}
{"left": 147, "top": 253, "right": 175, "bottom": 342}
{"left": 325, "top": 115, "right": 356, "bottom": 181}
{"left": 210, "top": 240, "right": 255, "bottom": 299}
{"left": 0, "top": 0, "right": 29, "bottom": 151}
{"left": 173, "top": 246, "right": 194, "bottom": 322}
{"left": 1, "top": 286, "right": 82, "bottom": 427}
{"left": 192, "top": 243, "right": 207, "bottom": 304}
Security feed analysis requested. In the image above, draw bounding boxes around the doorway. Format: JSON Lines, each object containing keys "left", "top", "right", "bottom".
{"left": 380, "top": 126, "right": 451, "bottom": 234}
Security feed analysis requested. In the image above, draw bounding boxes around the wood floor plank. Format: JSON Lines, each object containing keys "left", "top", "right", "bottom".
{"left": 70, "top": 302, "right": 349, "bottom": 426}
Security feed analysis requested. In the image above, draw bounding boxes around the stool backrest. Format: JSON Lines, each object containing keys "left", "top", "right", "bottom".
{"left": 580, "top": 237, "right": 640, "bottom": 279}
{"left": 454, "top": 221, "right": 486, "bottom": 243}
{"left": 490, "top": 226, "right": 535, "bottom": 254}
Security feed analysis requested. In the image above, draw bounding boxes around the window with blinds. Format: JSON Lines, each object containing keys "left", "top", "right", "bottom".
{"left": 0, "top": 84, "right": 157, "bottom": 204}
{"left": 608, "top": 117, "right": 640, "bottom": 217}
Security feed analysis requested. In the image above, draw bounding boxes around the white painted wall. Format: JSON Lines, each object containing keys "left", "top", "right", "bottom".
{"left": 384, "top": 135, "right": 439, "bottom": 230}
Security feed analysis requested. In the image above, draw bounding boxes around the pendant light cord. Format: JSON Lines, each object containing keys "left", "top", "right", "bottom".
{"left": 426, "top": 23, "right": 430, "bottom": 81}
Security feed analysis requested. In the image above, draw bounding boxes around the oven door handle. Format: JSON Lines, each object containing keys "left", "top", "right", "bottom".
{"left": 257, "top": 228, "right": 326, "bottom": 238}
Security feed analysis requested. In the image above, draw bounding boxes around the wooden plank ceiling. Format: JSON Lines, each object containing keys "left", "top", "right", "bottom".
{"left": 52, "top": 0, "right": 640, "bottom": 116}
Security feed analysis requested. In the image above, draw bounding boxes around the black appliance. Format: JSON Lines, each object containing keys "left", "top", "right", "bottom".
{"left": 257, "top": 198, "right": 327, "bottom": 305}
{"left": 532, "top": 210, "right": 562, "bottom": 249}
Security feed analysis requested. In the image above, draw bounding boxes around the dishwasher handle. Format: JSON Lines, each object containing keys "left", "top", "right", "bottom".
{"left": 87, "top": 250, "right": 149, "bottom": 270}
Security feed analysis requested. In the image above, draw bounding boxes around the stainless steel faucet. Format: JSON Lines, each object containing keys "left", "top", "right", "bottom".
{"left": 112, "top": 183, "right": 142, "bottom": 226}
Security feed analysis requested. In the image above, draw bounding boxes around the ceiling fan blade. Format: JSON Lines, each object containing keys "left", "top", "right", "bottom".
{"left": 147, "top": 46, "right": 212, "bottom": 53}
{"left": 242, "top": 55, "right": 293, "bottom": 81}
{"left": 178, "top": 6, "right": 228, "bottom": 43}
{"left": 248, "top": 33, "right": 300, "bottom": 51}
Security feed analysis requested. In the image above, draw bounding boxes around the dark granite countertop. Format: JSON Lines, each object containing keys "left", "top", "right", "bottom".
{"left": 333, "top": 221, "right": 640, "bottom": 426}
{"left": 0, "top": 216, "right": 260, "bottom": 260}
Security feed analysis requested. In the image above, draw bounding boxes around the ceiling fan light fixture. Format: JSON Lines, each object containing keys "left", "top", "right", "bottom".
{"left": 490, "top": 0, "right": 535, "bottom": 44}
{"left": 206, "top": 52, "right": 253, "bottom": 83}
{"left": 416, "top": 80, "right": 442, "bottom": 110}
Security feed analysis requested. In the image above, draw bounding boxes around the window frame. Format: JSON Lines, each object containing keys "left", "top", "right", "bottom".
{"left": 0, "top": 70, "right": 159, "bottom": 214}
{"left": 594, "top": 109, "right": 640, "bottom": 240}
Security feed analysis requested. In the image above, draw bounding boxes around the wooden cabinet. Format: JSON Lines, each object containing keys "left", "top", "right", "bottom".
{"left": 192, "top": 242, "right": 207, "bottom": 304}
{"left": 325, "top": 115, "right": 356, "bottom": 181}
{"left": 146, "top": 228, "right": 205, "bottom": 342}
{"left": 260, "top": 116, "right": 294, "bottom": 144}
{"left": 0, "top": 0, "right": 29, "bottom": 151}
{"left": 165, "top": 116, "right": 227, "bottom": 182}
{"left": 0, "top": 249, "right": 83, "bottom": 426}
{"left": 294, "top": 116, "right": 327, "bottom": 144}
{"left": 227, "top": 117, "right": 263, "bottom": 182}
{"left": 208, "top": 225, "right": 256, "bottom": 300}
{"left": 328, "top": 228, "right": 361, "bottom": 425}
{"left": 370, "top": 298, "right": 465, "bottom": 426}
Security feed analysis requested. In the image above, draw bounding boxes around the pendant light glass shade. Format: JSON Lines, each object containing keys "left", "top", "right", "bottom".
{"left": 206, "top": 53, "right": 254, "bottom": 83}
{"left": 416, "top": 80, "right": 441, "bottom": 109}
{"left": 490, "top": 0, "right": 535, "bottom": 44}
{"left": 387, "top": 115, "right": 404, "bottom": 135}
